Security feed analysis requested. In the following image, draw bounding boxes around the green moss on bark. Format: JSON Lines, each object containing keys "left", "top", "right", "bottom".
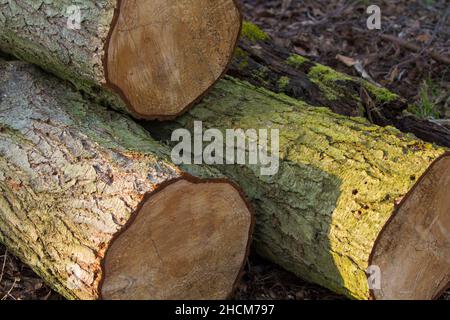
{"left": 363, "top": 82, "right": 399, "bottom": 104}
{"left": 308, "top": 64, "right": 399, "bottom": 105}
{"left": 241, "top": 21, "right": 269, "bottom": 42}
{"left": 286, "top": 54, "right": 309, "bottom": 68}
{"left": 308, "top": 65, "right": 353, "bottom": 100}
{"left": 233, "top": 47, "right": 250, "bottom": 70}
{"left": 277, "top": 76, "right": 290, "bottom": 90}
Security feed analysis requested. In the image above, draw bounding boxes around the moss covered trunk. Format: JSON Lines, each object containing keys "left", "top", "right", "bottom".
{"left": 0, "top": 61, "right": 253, "bottom": 300}
{"left": 149, "top": 77, "right": 449, "bottom": 299}
{"left": 230, "top": 22, "right": 450, "bottom": 148}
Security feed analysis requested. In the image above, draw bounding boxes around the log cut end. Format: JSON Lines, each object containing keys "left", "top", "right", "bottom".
{"left": 370, "top": 153, "right": 450, "bottom": 300}
{"left": 100, "top": 178, "right": 252, "bottom": 300}
{"left": 106, "top": 0, "right": 242, "bottom": 119}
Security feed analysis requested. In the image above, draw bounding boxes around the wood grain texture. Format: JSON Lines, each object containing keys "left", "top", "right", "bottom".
{"left": 102, "top": 180, "right": 252, "bottom": 300}
{"left": 0, "top": 60, "right": 252, "bottom": 300}
{"left": 107, "top": 0, "right": 242, "bottom": 118}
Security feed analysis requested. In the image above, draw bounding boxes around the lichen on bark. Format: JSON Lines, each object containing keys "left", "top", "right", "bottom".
{"left": 0, "top": 60, "right": 181, "bottom": 299}
{"left": 149, "top": 76, "right": 447, "bottom": 299}
{"left": 0, "top": 0, "right": 128, "bottom": 113}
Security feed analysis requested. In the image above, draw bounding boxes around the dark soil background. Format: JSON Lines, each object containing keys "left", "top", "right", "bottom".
{"left": 1, "top": 0, "right": 449, "bottom": 300}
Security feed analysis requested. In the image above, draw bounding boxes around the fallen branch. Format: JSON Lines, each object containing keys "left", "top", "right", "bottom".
{"left": 230, "top": 23, "right": 450, "bottom": 147}
{"left": 380, "top": 34, "right": 450, "bottom": 65}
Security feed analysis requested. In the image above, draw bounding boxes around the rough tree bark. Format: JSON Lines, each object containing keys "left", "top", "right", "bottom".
{"left": 149, "top": 77, "right": 450, "bottom": 300}
{"left": 0, "top": 61, "right": 253, "bottom": 300}
{"left": 230, "top": 22, "right": 450, "bottom": 148}
{"left": 0, "top": 0, "right": 242, "bottom": 119}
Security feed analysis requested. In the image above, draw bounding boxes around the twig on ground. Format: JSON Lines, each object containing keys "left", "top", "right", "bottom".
{"left": 1, "top": 278, "right": 17, "bottom": 300}
{"left": 0, "top": 249, "right": 7, "bottom": 285}
{"left": 381, "top": 34, "right": 450, "bottom": 64}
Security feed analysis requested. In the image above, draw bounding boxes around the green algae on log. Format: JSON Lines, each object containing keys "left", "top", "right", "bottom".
{"left": 0, "top": 0, "right": 242, "bottom": 119}
{"left": 230, "top": 22, "right": 450, "bottom": 148}
{"left": 0, "top": 61, "right": 253, "bottom": 300}
{"left": 149, "top": 77, "right": 450, "bottom": 300}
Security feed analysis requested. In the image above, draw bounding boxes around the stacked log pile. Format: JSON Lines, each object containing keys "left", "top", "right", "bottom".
{"left": 0, "top": 1, "right": 449, "bottom": 300}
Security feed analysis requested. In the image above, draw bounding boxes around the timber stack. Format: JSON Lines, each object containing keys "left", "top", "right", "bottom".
{"left": 0, "top": 1, "right": 449, "bottom": 300}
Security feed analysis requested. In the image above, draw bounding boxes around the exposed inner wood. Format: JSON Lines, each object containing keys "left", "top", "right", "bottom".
{"left": 371, "top": 155, "right": 450, "bottom": 300}
{"left": 106, "top": 0, "right": 241, "bottom": 118}
{"left": 101, "top": 179, "right": 251, "bottom": 300}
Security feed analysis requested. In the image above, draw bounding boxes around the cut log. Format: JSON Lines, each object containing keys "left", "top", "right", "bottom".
{"left": 230, "top": 22, "right": 450, "bottom": 148}
{"left": 0, "top": 0, "right": 242, "bottom": 119}
{"left": 149, "top": 77, "right": 450, "bottom": 300}
{"left": 231, "top": 22, "right": 407, "bottom": 120}
{"left": 0, "top": 61, "right": 253, "bottom": 300}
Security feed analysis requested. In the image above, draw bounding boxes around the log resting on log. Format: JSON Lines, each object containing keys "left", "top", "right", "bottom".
{"left": 230, "top": 22, "right": 450, "bottom": 148}
{"left": 0, "top": 0, "right": 242, "bottom": 119}
{"left": 0, "top": 61, "right": 253, "bottom": 300}
{"left": 149, "top": 77, "right": 450, "bottom": 300}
